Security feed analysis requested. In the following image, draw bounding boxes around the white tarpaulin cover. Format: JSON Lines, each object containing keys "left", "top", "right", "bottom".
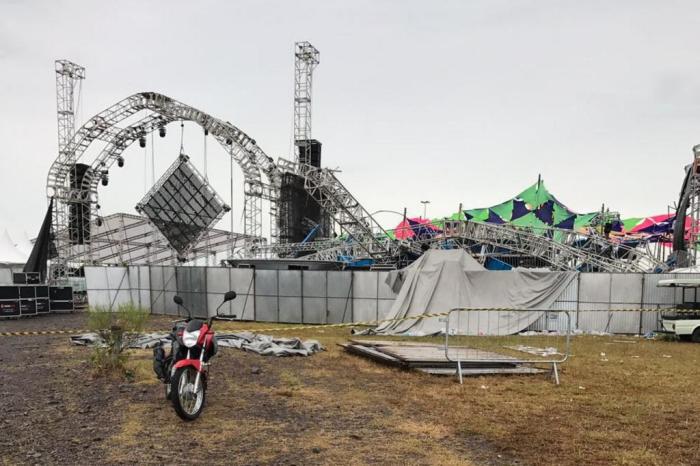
{"left": 70, "top": 331, "right": 325, "bottom": 357}
{"left": 374, "top": 249, "right": 576, "bottom": 336}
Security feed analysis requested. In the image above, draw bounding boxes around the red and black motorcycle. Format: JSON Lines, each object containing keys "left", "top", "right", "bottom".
{"left": 153, "top": 291, "right": 237, "bottom": 420}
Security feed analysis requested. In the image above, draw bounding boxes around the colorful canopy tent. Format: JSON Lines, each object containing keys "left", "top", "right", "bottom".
{"left": 618, "top": 213, "right": 698, "bottom": 247}
{"left": 393, "top": 217, "right": 443, "bottom": 240}
{"left": 387, "top": 179, "right": 694, "bottom": 253}
{"left": 458, "top": 180, "right": 603, "bottom": 232}
{"left": 390, "top": 179, "right": 604, "bottom": 236}
{"left": 621, "top": 214, "right": 678, "bottom": 236}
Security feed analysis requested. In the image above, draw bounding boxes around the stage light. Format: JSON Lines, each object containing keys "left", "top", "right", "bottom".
{"left": 204, "top": 128, "right": 209, "bottom": 136}
{"left": 117, "top": 156, "right": 124, "bottom": 167}
{"left": 139, "top": 136, "right": 146, "bottom": 148}
{"left": 101, "top": 171, "right": 109, "bottom": 186}
{"left": 159, "top": 127, "right": 166, "bottom": 138}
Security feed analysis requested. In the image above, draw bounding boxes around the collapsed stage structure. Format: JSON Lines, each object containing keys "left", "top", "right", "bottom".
{"left": 40, "top": 43, "right": 700, "bottom": 290}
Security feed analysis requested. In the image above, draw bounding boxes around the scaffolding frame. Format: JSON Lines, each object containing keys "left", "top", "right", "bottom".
{"left": 47, "top": 91, "right": 279, "bottom": 281}
{"left": 293, "top": 41, "right": 320, "bottom": 165}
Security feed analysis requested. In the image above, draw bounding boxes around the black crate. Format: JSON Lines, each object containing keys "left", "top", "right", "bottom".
{"left": 19, "top": 286, "right": 35, "bottom": 299}
{"left": 0, "top": 300, "right": 19, "bottom": 316}
{"left": 50, "top": 300, "right": 74, "bottom": 311}
{"left": 49, "top": 287, "right": 73, "bottom": 301}
{"left": 20, "top": 299, "right": 37, "bottom": 315}
{"left": 13, "top": 272, "right": 40, "bottom": 285}
{"left": 36, "top": 298, "right": 50, "bottom": 313}
{"left": 35, "top": 286, "right": 49, "bottom": 298}
{"left": 0, "top": 286, "right": 19, "bottom": 300}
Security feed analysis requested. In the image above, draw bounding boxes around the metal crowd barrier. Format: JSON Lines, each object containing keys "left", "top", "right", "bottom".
{"left": 444, "top": 308, "right": 572, "bottom": 385}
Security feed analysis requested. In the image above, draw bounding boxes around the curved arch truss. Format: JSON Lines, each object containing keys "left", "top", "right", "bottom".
{"left": 47, "top": 92, "right": 283, "bottom": 277}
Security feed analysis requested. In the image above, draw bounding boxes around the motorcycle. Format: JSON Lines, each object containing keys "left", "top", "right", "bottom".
{"left": 153, "top": 291, "right": 237, "bottom": 420}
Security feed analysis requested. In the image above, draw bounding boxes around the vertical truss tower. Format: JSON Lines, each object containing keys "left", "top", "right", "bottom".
{"left": 684, "top": 146, "right": 700, "bottom": 265}
{"left": 55, "top": 60, "right": 85, "bottom": 157}
{"left": 51, "top": 60, "right": 86, "bottom": 281}
{"left": 293, "top": 42, "right": 320, "bottom": 165}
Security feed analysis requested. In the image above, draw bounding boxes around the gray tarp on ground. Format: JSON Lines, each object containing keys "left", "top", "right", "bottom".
{"left": 70, "top": 332, "right": 324, "bottom": 357}
{"left": 374, "top": 249, "right": 576, "bottom": 336}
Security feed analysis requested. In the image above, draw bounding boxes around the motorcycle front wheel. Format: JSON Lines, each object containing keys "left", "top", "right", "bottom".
{"left": 170, "top": 366, "right": 206, "bottom": 421}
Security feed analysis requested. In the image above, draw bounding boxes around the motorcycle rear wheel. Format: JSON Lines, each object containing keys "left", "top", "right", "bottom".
{"left": 170, "top": 366, "right": 206, "bottom": 421}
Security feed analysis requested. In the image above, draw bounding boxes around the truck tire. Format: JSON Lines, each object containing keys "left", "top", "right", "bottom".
{"left": 692, "top": 327, "right": 700, "bottom": 343}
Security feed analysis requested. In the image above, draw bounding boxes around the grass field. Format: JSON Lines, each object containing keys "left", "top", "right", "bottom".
{"left": 1, "top": 314, "right": 699, "bottom": 465}
{"left": 209, "top": 322, "right": 700, "bottom": 465}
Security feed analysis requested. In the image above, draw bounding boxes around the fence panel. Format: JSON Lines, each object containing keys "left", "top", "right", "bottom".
{"left": 327, "top": 271, "right": 352, "bottom": 323}
{"left": 279, "top": 271, "right": 302, "bottom": 323}
{"left": 82, "top": 265, "right": 696, "bottom": 334}
{"left": 255, "top": 270, "right": 278, "bottom": 322}
{"left": 353, "top": 271, "right": 378, "bottom": 299}
{"left": 230, "top": 268, "right": 255, "bottom": 320}
{"left": 530, "top": 276, "right": 578, "bottom": 331}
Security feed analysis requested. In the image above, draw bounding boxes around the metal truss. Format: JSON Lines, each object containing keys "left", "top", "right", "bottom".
{"left": 301, "top": 165, "right": 392, "bottom": 258}
{"left": 47, "top": 91, "right": 280, "bottom": 280}
{"left": 55, "top": 60, "right": 85, "bottom": 156}
{"left": 293, "top": 42, "right": 319, "bottom": 165}
{"left": 52, "top": 60, "right": 85, "bottom": 279}
{"left": 435, "top": 221, "right": 666, "bottom": 272}
{"left": 285, "top": 220, "right": 667, "bottom": 272}
{"left": 63, "top": 213, "right": 250, "bottom": 265}
{"left": 680, "top": 147, "right": 700, "bottom": 266}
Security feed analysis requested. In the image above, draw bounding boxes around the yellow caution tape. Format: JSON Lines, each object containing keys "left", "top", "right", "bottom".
{"left": 0, "top": 329, "right": 90, "bottom": 337}
{"left": 0, "top": 306, "right": 694, "bottom": 337}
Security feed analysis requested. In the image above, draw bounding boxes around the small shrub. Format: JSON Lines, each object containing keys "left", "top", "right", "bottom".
{"left": 87, "top": 304, "right": 149, "bottom": 376}
{"left": 655, "top": 332, "right": 679, "bottom": 342}
{"left": 276, "top": 370, "right": 302, "bottom": 397}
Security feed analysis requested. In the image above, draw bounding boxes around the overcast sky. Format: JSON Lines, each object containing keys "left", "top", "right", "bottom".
{"left": 1, "top": 0, "right": 699, "bottom": 238}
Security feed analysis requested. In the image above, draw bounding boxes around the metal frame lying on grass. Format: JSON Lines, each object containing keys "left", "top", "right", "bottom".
{"left": 444, "top": 308, "right": 572, "bottom": 385}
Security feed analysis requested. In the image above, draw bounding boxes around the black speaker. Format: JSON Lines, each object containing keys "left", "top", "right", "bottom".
{"left": 296, "top": 139, "right": 322, "bottom": 167}
{"left": 69, "top": 163, "right": 92, "bottom": 245}
{"left": 278, "top": 173, "right": 329, "bottom": 243}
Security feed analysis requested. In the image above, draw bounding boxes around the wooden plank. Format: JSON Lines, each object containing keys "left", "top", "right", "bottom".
{"left": 349, "top": 339, "right": 440, "bottom": 348}
{"left": 343, "top": 344, "right": 406, "bottom": 368}
{"left": 378, "top": 345, "right": 517, "bottom": 363}
{"left": 416, "top": 367, "right": 545, "bottom": 376}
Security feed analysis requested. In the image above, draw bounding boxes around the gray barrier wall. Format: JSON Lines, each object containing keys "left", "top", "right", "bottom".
{"left": 86, "top": 266, "right": 397, "bottom": 325}
{"left": 85, "top": 266, "right": 691, "bottom": 334}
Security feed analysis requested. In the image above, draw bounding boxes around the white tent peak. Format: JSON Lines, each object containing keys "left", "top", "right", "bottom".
{"left": 0, "top": 229, "right": 28, "bottom": 265}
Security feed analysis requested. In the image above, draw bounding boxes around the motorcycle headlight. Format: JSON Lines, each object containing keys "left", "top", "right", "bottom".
{"left": 182, "top": 329, "right": 200, "bottom": 348}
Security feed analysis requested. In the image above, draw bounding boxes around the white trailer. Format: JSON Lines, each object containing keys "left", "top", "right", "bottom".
{"left": 657, "top": 278, "right": 700, "bottom": 342}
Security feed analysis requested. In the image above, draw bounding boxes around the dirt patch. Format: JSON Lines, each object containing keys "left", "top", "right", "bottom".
{"left": 1, "top": 314, "right": 699, "bottom": 465}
